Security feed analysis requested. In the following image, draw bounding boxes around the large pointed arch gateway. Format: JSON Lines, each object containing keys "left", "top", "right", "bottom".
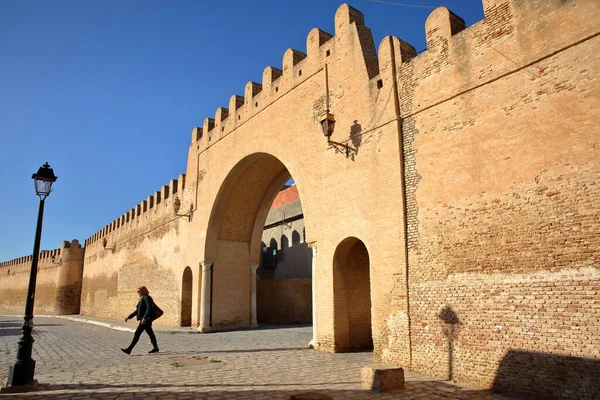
{"left": 200, "top": 153, "right": 301, "bottom": 331}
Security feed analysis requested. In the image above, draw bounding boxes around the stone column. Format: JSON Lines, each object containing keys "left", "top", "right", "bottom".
{"left": 199, "top": 262, "right": 212, "bottom": 332}
{"left": 250, "top": 264, "right": 259, "bottom": 328}
{"left": 308, "top": 242, "right": 319, "bottom": 348}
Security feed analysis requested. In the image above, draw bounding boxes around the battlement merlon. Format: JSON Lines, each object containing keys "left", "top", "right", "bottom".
{"left": 334, "top": 4, "right": 379, "bottom": 79}
{"left": 191, "top": 126, "right": 203, "bottom": 142}
{"left": 169, "top": 179, "right": 178, "bottom": 196}
{"left": 282, "top": 49, "right": 307, "bottom": 77}
{"left": 146, "top": 194, "right": 154, "bottom": 210}
{"left": 203, "top": 118, "right": 215, "bottom": 137}
{"left": 229, "top": 95, "right": 245, "bottom": 114}
{"left": 425, "top": 7, "right": 466, "bottom": 50}
{"left": 307, "top": 29, "right": 334, "bottom": 58}
{"left": 262, "top": 66, "right": 283, "bottom": 93}
{"left": 215, "top": 107, "right": 229, "bottom": 126}
{"left": 245, "top": 81, "right": 263, "bottom": 105}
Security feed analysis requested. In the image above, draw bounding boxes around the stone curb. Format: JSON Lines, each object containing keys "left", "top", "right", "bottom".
{"left": 1, "top": 314, "right": 134, "bottom": 333}
{"left": 51, "top": 315, "right": 135, "bottom": 332}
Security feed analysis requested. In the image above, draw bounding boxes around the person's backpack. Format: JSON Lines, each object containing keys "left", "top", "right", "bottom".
{"left": 152, "top": 303, "right": 164, "bottom": 320}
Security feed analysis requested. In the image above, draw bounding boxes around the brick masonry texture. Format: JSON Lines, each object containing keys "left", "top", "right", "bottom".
{"left": 0, "top": 1, "right": 598, "bottom": 398}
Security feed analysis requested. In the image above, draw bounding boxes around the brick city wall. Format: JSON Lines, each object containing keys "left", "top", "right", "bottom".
{"left": 380, "top": 0, "right": 600, "bottom": 398}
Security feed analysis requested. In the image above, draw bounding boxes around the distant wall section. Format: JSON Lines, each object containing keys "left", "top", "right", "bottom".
{"left": 0, "top": 240, "right": 84, "bottom": 315}
{"left": 79, "top": 175, "right": 195, "bottom": 327}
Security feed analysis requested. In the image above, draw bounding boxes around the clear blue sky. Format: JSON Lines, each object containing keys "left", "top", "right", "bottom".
{"left": 0, "top": 0, "right": 484, "bottom": 262}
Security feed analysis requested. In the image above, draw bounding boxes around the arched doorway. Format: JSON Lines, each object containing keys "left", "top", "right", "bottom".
{"left": 203, "top": 153, "right": 312, "bottom": 330}
{"left": 181, "top": 266, "right": 192, "bottom": 327}
{"left": 333, "top": 237, "right": 373, "bottom": 351}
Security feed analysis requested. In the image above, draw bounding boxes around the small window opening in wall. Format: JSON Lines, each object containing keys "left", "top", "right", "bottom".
{"left": 255, "top": 102, "right": 258, "bottom": 107}
{"left": 377, "top": 79, "right": 383, "bottom": 89}
{"left": 197, "top": 145, "right": 199, "bottom": 149}
{"left": 238, "top": 115, "right": 241, "bottom": 120}
{"left": 275, "top": 87, "right": 279, "bottom": 92}
{"left": 326, "top": 50, "right": 331, "bottom": 57}
{"left": 221, "top": 127, "right": 224, "bottom": 132}
{"left": 262, "top": 247, "right": 278, "bottom": 269}
{"left": 298, "top": 70, "right": 302, "bottom": 76}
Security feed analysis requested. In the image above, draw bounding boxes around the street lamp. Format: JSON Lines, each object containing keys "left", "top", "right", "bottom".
{"left": 3, "top": 162, "right": 57, "bottom": 392}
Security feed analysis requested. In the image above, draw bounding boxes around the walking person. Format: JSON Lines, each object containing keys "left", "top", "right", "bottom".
{"left": 121, "top": 286, "right": 160, "bottom": 354}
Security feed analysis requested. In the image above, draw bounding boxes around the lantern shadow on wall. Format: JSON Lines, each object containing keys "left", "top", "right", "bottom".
{"left": 439, "top": 305, "right": 461, "bottom": 382}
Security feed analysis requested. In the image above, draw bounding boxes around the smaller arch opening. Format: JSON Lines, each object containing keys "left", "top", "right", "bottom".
{"left": 333, "top": 237, "right": 373, "bottom": 352}
{"left": 181, "top": 266, "right": 193, "bottom": 327}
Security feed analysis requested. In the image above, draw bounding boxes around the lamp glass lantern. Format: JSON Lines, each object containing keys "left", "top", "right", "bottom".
{"left": 320, "top": 113, "right": 336, "bottom": 139}
{"left": 173, "top": 197, "right": 182, "bottom": 214}
{"left": 32, "top": 162, "right": 58, "bottom": 200}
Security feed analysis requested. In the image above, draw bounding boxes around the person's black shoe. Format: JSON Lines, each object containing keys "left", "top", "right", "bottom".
{"left": 121, "top": 348, "right": 131, "bottom": 355}
{"left": 148, "top": 348, "right": 159, "bottom": 354}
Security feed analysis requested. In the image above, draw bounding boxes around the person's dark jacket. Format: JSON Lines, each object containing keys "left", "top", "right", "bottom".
{"left": 127, "top": 295, "right": 155, "bottom": 321}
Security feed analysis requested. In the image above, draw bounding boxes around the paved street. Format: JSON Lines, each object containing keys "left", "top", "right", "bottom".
{"left": 0, "top": 316, "right": 519, "bottom": 399}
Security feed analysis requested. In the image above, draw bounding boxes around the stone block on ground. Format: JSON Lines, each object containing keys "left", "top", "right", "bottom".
{"left": 361, "top": 364, "right": 405, "bottom": 393}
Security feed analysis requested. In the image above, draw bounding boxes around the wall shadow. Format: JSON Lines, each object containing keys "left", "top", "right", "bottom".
{"left": 0, "top": 320, "right": 62, "bottom": 337}
{"left": 492, "top": 349, "right": 600, "bottom": 400}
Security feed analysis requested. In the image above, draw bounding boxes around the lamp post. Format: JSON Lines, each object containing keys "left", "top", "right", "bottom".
{"left": 4, "top": 162, "right": 57, "bottom": 391}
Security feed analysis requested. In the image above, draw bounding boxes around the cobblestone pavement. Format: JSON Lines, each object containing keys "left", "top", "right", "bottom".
{"left": 0, "top": 316, "right": 521, "bottom": 399}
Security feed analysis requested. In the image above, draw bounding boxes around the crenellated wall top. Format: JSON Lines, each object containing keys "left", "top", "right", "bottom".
{"left": 0, "top": 239, "right": 82, "bottom": 270}
{"left": 188, "top": 0, "right": 597, "bottom": 154}
{"left": 83, "top": 173, "right": 187, "bottom": 248}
